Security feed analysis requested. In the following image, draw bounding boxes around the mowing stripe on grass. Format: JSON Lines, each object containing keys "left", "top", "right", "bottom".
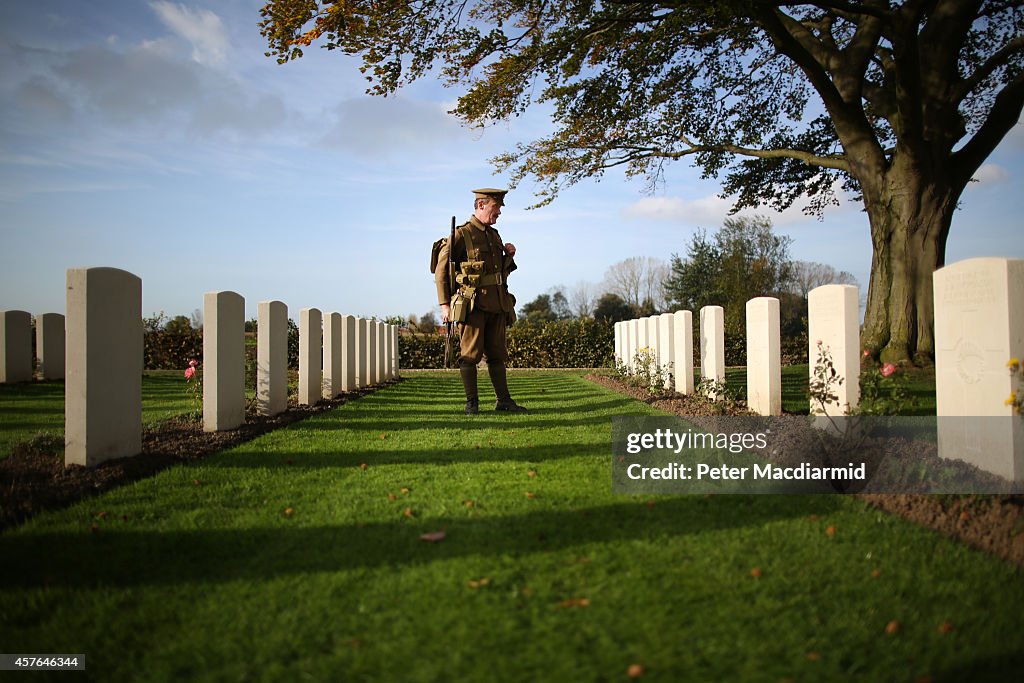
{"left": 0, "top": 371, "right": 1020, "bottom": 682}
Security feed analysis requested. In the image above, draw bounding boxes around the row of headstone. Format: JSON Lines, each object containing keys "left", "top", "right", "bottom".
{"left": 207, "top": 294, "right": 399, "bottom": 432}
{"left": 0, "top": 310, "right": 66, "bottom": 383}
{"left": 613, "top": 304, "right": 731, "bottom": 400}
{"left": 55, "top": 267, "right": 399, "bottom": 468}
{"left": 613, "top": 284, "right": 860, "bottom": 416}
{"left": 613, "top": 258, "right": 1023, "bottom": 482}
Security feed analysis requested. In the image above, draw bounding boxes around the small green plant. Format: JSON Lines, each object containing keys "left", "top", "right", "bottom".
{"left": 614, "top": 347, "right": 673, "bottom": 396}
{"left": 808, "top": 343, "right": 915, "bottom": 417}
{"left": 808, "top": 340, "right": 842, "bottom": 415}
{"left": 858, "top": 349, "right": 915, "bottom": 416}
{"left": 184, "top": 359, "right": 202, "bottom": 414}
{"left": 693, "top": 376, "right": 744, "bottom": 414}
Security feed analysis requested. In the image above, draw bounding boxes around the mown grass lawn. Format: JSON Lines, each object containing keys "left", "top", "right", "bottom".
{"left": 0, "top": 371, "right": 228, "bottom": 459}
{"left": 1, "top": 370, "right": 1018, "bottom": 682}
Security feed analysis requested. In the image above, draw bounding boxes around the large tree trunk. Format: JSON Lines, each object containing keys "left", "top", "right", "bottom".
{"left": 860, "top": 161, "right": 958, "bottom": 365}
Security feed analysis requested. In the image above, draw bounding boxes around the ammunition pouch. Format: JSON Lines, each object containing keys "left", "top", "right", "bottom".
{"left": 450, "top": 291, "right": 470, "bottom": 323}
{"left": 456, "top": 271, "right": 504, "bottom": 287}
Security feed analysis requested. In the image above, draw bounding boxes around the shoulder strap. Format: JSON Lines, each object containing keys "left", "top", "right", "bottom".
{"left": 459, "top": 225, "right": 478, "bottom": 260}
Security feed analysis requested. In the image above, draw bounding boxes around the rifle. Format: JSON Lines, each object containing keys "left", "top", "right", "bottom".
{"left": 444, "top": 215, "right": 456, "bottom": 369}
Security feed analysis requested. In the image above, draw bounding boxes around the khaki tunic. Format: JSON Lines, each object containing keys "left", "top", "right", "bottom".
{"left": 434, "top": 216, "right": 517, "bottom": 364}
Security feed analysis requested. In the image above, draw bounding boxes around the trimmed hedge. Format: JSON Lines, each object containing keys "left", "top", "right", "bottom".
{"left": 145, "top": 330, "right": 202, "bottom": 370}
{"left": 399, "top": 319, "right": 616, "bottom": 369}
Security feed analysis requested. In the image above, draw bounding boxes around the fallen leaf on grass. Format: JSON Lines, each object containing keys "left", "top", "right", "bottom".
{"left": 557, "top": 598, "right": 590, "bottom": 608}
{"left": 645, "top": 501, "right": 655, "bottom": 508}
{"left": 419, "top": 530, "right": 446, "bottom": 542}
{"left": 193, "top": 479, "right": 201, "bottom": 486}
{"left": 463, "top": 499, "right": 476, "bottom": 508}
{"left": 826, "top": 525, "right": 837, "bottom": 537}
{"left": 627, "top": 663, "right": 645, "bottom": 678}
{"left": 380, "top": 433, "right": 387, "bottom": 440}
{"left": 401, "top": 487, "right": 410, "bottom": 495}
{"left": 359, "top": 463, "right": 368, "bottom": 470}
{"left": 527, "top": 470, "right": 537, "bottom": 478}
{"left": 96, "top": 511, "right": 108, "bottom": 520}
{"left": 525, "top": 491, "right": 536, "bottom": 499}
{"left": 805, "top": 652, "right": 821, "bottom": 662}
{"left": 871, "top": 568, "right": 881, "bottom": 578}
{"left": 750, "top": 567, "right": 762, "bottom": 578}
{"left": 387, "top": 493, "right": 396, "bottom": 501}
{"left": 283, "top": 507, "right": 294, "bottom": 517}
{"left": 467, "top": 577, "right": 491, "bottom": 589}
{"left": 403, "top": 507, "right": 415, "bottom": 518}
{"left": 938, "top": 621, "right": 955, "bottom": 634}
{"left": 885, "top": 620, "right": 900, "bottom": 635}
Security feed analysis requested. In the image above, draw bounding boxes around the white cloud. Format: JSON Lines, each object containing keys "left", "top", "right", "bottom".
{"left": 624, "top": 195, "right": 729, "bottom": 225}
{"left": 149, "top": 1, "right": 228, "bottom": 67}
{"left": 40, "top": 41, "right": 287, "bottom": 141}
{"left": 970, "top": 163, "right": 1010, "bottom": 187}
{"left": 320, "top": 97, "right": 467, "bottom": 157}
{"left": 623, "top": 178, "right": 857, "bottom": 227}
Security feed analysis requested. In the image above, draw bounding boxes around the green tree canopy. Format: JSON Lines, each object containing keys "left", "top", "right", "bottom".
{"left": 592, "top": 292, "right": 635, "bottom": 322}
{"left": 261, "top": 0, "right": 1024, "bottom": 364}
{"left": 665, "top": 215, "right": 793, "bottom": 331}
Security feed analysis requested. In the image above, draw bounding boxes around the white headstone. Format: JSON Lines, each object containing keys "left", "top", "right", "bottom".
{"left": 203, "top": 291, "right": 245, "bottom": 432}
{"left": 65, "top": 268, "right": 142, "bottom": 466}
{"left": 629, "top": 318, "right": 641, "bottom": 372}
{"left": 673, "top": 310, "right": 694, "bottom": 395}
{"left": 299, "top": 308, "right": 322, "bottom": 406}
{"left": 257, "top": 300, "right": 288, "bottom": 416}
{"left": 342, "top": 314, "right": 357, "bottom": 391}
{"left": 355, "top": 317, "right": 367, "bottom": 388}
{"left": 934, "top": 258, "right": 1024, "bottom": 481}
{"left": 746, "top": 297, "right": 781, "bottom": 416}
{"left": 376, "top": 321, "right": 387, "bottom": 382}
{"left": 0, "top": 310, "right": 32, "bottom": 384}
{"left": 700, "top": 305, "right": 725, "bottom": 392}
{"left": 364, "top": 319, "right": 377, "bottom": 386}
{"left": 36, "top": 313, "right": 65, "bottom": 380}
{"left": 614, "top": 322, "right": 622, "bottom": 368}
{"left": 657, "top": 313, "right": 674, "bottom": 390}
{"left": 392, "top": 324, "right": 400, "bottom": 378}
{"left": 323, "top": 312, "right": 343, "bottom": 398}
{"left": 808, "top": 284, "right": 860, "bottom": 416}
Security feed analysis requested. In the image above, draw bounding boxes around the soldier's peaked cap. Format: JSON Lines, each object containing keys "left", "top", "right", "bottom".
{"left": 472, "top": 188, "right": 508, "bottom": 205}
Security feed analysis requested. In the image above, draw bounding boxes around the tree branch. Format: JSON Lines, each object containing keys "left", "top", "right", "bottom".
{"left": 952, "top": 69, "right": 1024, "bottom": 184}
{"left": 954, "top": 34, "right": 1024, "bottom": 103}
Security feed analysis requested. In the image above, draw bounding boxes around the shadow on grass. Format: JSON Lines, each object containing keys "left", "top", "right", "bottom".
{"left": 0, "top": 494, "right": 841, "bottom": 589}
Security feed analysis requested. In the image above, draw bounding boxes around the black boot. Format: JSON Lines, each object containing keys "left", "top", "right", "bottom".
{"left": 460, "top": 363, "right": 479, "bottom": 414}
{"left": 488, "top": 362, "right": 527, "bottom": 412}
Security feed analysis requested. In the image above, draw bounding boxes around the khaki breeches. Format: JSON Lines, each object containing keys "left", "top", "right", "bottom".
{"left": 458, "top": 309, "right": 507, "bottom": 365}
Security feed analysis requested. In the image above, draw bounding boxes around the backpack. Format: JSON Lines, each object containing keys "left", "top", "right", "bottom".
{"left": 429, "top": 237, "right": 449, "bottom": 274}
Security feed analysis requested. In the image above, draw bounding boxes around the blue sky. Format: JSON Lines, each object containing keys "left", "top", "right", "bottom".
{"left": 1, "top": 0, "right": 1022, "bottom": 324}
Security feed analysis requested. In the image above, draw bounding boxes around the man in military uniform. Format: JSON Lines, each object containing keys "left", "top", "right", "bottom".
{"left": 436, "top": 188, "right": 527, "bottom": 414}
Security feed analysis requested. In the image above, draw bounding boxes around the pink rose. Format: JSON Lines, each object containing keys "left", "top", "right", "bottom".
{"left": 863, "top": 349, "right": 870, "bottom": 358}
{"left": 816, "top": 339, "right": 822, "bottom": 346}
{"left": 189, "top": 359, "right": 199, "bottom": 367}
{"left": 881, "top": 363, "right": 896, "bottom": 377}
{"left": 184, "top": 366, "right": 196, "bottom": 380}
